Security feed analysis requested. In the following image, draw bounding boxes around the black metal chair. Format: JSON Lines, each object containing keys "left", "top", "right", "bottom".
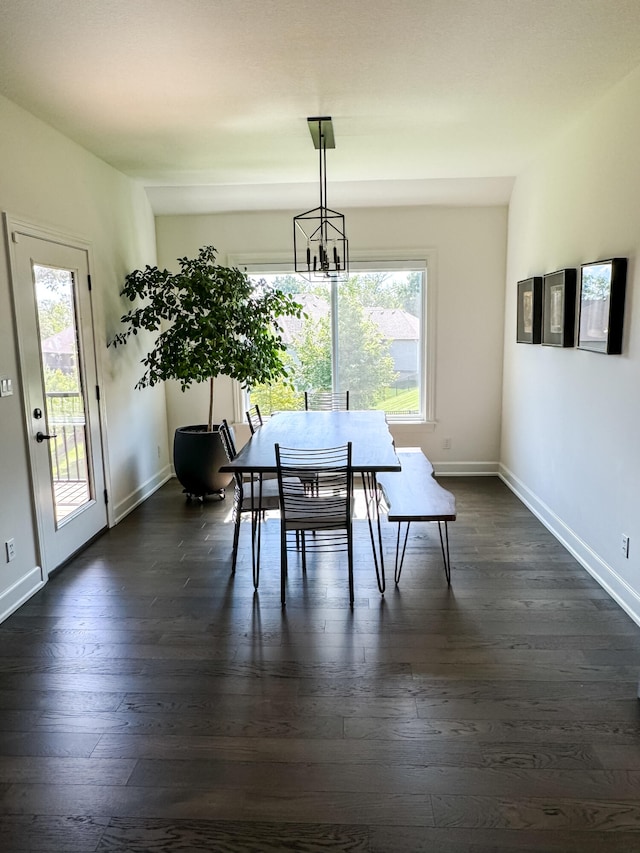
{"left": 246, "top": 404, "right": 263, "bottom": 435}
{"left": 219, "top": 419, "right": 280, "bottom": 586}
{"left": 245, "top": 403, "right": 280, "bottom": 483}
{"left": 275, "top": 442, "right": 354, "bottom": 607}
{"left": 304, "top": 390, "right": 350, "bottom": 411}
{"left": 301, "top": 392, "right": 350, "bottom": 495}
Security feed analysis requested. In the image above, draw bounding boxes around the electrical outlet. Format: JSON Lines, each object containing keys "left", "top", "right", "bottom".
{"left": 442, "top": 437, "right": 451, "bottom": 450}
{"left": 5, "top": 539, "right": 15, "bottom": 562}
{"left": 622, "top": 535, "right": 630, "bottom": 558}
{"left": 157, "top": 444, "right": 161, "bottom": 458}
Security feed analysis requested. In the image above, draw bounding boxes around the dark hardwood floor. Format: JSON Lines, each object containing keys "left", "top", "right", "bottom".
{"left": 1, "top": 476, "right": 640, "bottom": 852}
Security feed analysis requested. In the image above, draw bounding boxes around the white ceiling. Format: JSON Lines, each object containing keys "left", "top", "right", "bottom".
{"left": 2, "top": 0, "right": 640, "bottom": 213}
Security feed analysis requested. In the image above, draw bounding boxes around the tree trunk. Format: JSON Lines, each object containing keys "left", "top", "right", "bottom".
{"left": 207, "top": 376, "right": 215, "bottom": 432}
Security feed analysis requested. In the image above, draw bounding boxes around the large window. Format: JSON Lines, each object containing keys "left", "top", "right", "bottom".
{"left": 247, "top": 264, "right": 427, "bottom": 422}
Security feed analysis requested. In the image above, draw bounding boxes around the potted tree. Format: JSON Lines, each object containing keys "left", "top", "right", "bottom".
{"left": 110, "top": 245, "right": 303, "bottom": 499}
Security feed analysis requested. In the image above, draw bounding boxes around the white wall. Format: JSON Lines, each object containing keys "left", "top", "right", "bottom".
{"left": 156, "top": 205, "right": 508, "bottom": 468}
{"left": 501, "top": 65, "right": 640, "bottom": 623}
{"left": 0, "top": 93, "right": 168, "bottom": 619}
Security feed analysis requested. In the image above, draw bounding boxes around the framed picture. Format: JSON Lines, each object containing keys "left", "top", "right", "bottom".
{"left": 577, "top": 258, "right": 627, "bottom": 354}
{"left": 542, "top": 268, "right": 576, "bottom": 347}
{"left": 516, "top": 277, "right": 542, "bottom": 343}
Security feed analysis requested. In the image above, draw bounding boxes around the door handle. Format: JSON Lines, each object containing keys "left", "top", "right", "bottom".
{"left": 36, "top": 431, "right": 57, "bottom": 443}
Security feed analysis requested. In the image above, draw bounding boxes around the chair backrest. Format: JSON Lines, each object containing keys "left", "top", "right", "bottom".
{"left": 219, "top": 419, "right": 245, "bottom": 493}
{"left": 275, "top": 442, "right": 352, "bottom": 531}
{"left": 219, "top": 419, "right": 237, "bottom": 462}
{"left": 304, "top": 390, "right": 350, "bottom": 411}
{"left": 246, "top": 404, "right": 263, "bottom": 435}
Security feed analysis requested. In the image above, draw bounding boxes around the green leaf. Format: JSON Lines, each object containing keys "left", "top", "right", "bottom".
{"left": 108, "top": 245, "right": 303, "bottom": 426}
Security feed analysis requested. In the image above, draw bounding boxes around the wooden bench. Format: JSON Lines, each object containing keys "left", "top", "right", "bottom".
{"left": 377, "top": 448, "right": 456, "bottom": 585}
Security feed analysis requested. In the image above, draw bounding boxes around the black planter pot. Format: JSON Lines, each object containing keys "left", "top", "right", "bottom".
{"left": 173, "top": 424, "right": 233, "bottom": 499}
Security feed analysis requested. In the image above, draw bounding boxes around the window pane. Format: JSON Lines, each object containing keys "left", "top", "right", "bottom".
{"left": 249, "top": 274, "right": 309, "bottom": 415}
{"left": 336, "top": 272, "right": 422, "bottom": 416}
{"left": 34, "top": 264, "right": 92, "bottom": 525}
{"left": 248, "top": 269, "right": 424, "bottom": 420}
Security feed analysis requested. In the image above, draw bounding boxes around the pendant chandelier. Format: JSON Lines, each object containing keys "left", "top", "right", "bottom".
{"left": 293, "top": 116, "right": 349, "bottom": 282}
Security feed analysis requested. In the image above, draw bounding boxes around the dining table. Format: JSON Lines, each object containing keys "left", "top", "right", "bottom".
{"left": 219, "top": 409, "right": 401, "bottom": 593}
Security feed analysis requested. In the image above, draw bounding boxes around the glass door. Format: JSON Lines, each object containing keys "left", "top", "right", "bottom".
{"left": 8, "top": 225, "right": 107, "bottom": 574}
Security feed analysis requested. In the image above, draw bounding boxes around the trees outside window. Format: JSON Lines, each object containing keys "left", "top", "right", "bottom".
{"left": 250, "top": 268, "right": 425, "bottom": 420}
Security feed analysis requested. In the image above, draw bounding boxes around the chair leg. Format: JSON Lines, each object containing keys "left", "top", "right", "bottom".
{"left": 251, "top": 510, "right": 261, "bottom": 589}
{"left": 280, "top": 525, "right": 288, "bottom": 606}
{"left": 347, "top": 527, "right": 354, "bottom": 607}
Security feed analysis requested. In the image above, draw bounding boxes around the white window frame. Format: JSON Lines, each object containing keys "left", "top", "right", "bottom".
{"left": 228, "top": 250, "right": 437, "bottom": 427}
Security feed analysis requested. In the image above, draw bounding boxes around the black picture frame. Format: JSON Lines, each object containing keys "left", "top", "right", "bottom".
{"left": 577, "top": 258, "right": 627, "bottom": 354}
{"left": 516, "top": 277, "right": 543, "bottom": 343}
{"left": 542, "top": 268, "right": 576, "bottom": 347}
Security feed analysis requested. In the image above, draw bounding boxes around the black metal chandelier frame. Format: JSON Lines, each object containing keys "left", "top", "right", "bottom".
{"left": 293, "top": 116, "right": 349, "bottom": 282}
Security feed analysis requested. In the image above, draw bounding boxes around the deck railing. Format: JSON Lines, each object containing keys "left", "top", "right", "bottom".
{"left": 45, "top": 391, "right": 87, "bottom": 482}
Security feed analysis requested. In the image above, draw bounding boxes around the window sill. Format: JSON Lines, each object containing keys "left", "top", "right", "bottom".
{"left": 386, "top": 418, "right": 436, "bottom": 432}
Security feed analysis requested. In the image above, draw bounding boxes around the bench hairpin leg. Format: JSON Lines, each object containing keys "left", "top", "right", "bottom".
{"left": 394, "top": 521, "right": 411, "bottom": 584}
{"left": 438, "top": 520, "right": 452, "bottom": 586}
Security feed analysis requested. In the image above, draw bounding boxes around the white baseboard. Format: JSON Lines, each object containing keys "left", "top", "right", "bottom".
{"left": 111, "top": 465, "right": 173, "bottom": 525}
{"left": 434, "top": 460, "right": 500, "bottom": 476}
{"left": 499, "top": 463, "right": 640, "bottom": 629}
{"left": 0, "top": 565, "right": 46, "bottom": 624}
